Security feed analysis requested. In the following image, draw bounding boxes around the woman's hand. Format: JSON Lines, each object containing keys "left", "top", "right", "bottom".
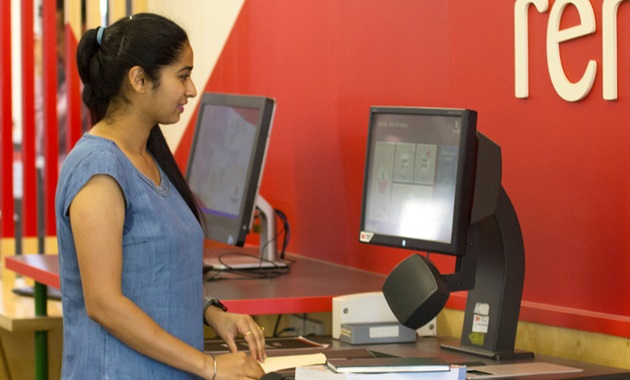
{"left": 205, "top": 307, "right": 267, "bottom": 361}
{"left": 204, "top": 352, "right": 264, "bottom": 380}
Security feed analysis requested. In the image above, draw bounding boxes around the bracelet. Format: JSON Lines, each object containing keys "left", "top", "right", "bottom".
{"left": 209, "top": 353, "right": 217, "bottom": 380}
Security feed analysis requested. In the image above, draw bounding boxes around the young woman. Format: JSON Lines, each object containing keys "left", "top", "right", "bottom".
{"left": 55, "top": 13, "right": 266, "bottom": 379}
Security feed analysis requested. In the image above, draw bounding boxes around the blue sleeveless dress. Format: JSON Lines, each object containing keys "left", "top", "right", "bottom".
{"left": 55, "top": 134, "right": 205, "bottom": 379}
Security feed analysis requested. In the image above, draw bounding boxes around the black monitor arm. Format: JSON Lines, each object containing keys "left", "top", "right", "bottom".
{"left": 445, "top": 132, "right": 502, "bottom": 292}
{"left": 442, "top": 133, "right": 532, "bottom": 359}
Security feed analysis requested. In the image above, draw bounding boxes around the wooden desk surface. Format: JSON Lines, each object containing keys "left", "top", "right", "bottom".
{"left": 203, "top": 252, "right": 386, "bottom": 315}
{"left": 5, "top": 255, "right": 60, "bottom": 289}
{"left": 370, "top": 337, "right": 630, "bottom": 379}
{"left": 240, "top": 336, "right": 630, "bottom": 379}
{"left": 5, "top": 251, "right": 386, "bottom": 316}
{"left": 0, "top": 276, "right": 62, "bottom": 332}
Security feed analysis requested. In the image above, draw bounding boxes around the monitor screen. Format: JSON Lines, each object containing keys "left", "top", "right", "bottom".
{"left": 186, "top": 93, "right": 275, "bottom": 246}
{"left": 359, "top": 107, "right": 477, "bottom": 256}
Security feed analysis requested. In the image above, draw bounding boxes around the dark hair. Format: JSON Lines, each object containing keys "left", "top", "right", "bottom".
{"left": 76, "top": 13, "right": 200, "bottom": 222}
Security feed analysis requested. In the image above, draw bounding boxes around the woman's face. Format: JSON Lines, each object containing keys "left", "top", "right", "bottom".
{"left": 147, "top": 42, "right": 197, "bottom": 125}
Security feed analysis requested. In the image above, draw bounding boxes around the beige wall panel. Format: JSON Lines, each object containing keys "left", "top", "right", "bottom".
{"left": 109, "top": 0, "right": 128, "bottom": 24}
{"left": 146, "top": 0, "right": 245, "bottom": 151}
{"left": 65, "top": 0, "right": 83, "bottom": 38}
{"left": 132, "top": 0, "right": 148, "bottom": 13}
{"left": 85, "top": 0, "right": 102, "bottom": 28}
{"left": 438, "top": 308, "right": 630, "bottom": 370}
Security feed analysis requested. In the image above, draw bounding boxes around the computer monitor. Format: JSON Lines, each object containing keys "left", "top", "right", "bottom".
{"left": 359, "top": 107, "right": 478, "bottom": 256}
{"left": 186, "top": 92, "right": 280, "bottom": 269}
{"left": 360, "top": 106, "right": 531, "bottom": 360}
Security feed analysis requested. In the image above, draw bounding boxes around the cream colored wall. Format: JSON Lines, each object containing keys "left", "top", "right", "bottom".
{"left": 437, "top": 308, "right": 630, "bottom": 370}
{"left": 146, "top": 0, "right": 244, "bottom": 151}
{"left": 0, "top": 327, "right": 62, "bottom": 380}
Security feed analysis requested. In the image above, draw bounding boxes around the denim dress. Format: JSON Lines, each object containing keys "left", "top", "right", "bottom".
{"left": 55, "top": 134, "right": 205, "bottom": 379}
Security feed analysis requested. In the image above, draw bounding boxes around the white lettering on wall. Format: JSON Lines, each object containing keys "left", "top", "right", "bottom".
{"left": 547, "top": 0, "right": 596, "bottom": 101}
{"left": 603, "top": 0, "right": 626, "bottom": 100}
{"left": 515, "top": 0, "right": 548, "bottom": 99}
{"left": 514, "top": 0, "right": 628, "bottom": 101}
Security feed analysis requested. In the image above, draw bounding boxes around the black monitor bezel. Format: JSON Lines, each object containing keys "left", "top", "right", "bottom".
{"left": 359, "top": 106, "right": 478, "bottom": 256}
{"left": 186, "top": 92, "right": 276, "bottom": 246}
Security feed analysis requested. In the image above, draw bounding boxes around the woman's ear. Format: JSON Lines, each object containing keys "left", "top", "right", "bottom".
{"left": 128, "top": 66, "right": 147, "bottom": 93}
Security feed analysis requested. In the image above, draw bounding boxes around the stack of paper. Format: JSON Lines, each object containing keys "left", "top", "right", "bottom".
{"left": 296, "top": 365, "right": 466, "bottom": 380}
{"left": 327, "top": 357, "right": 451, "bottom": 373}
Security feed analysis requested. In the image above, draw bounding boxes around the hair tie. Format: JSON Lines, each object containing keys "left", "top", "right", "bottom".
{"left": 96, "top": 27, "right": 105, "bottom": 46}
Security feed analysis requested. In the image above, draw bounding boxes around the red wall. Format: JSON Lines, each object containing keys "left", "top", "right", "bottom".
{"left": 175, "top": 1, "right": 630, "bottom": 337}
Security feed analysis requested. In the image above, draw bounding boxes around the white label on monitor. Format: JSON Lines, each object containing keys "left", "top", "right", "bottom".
{"left": 359, "top": 231, "right": 374, "bottom": 242}
{"left": 369, "top": 325, "right": 399, "bottom": 338}
{"left": 472, "top": 314, "right": 489, "bottom": 333}
{"left": 474, "top": 302, "right": 490, "bottom": 316}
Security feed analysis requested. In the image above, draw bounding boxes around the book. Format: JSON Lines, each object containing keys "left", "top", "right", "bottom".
{"left": 259, "top": 353, "right": 327, "bottom": 373}
{"left": 296, "top": 365, "right": 466, "bottom": 380}
{"left": 256, "top": 347, "right": 393, "bottom": 373}
{"left": 327, "top": 357, "right": 451, "bottom": 373}
{"left": 257, "top": 347, "right": 393, "bottom": 373}
{"left": 324, "top": 348, "right": 397, "bottom": 360}
{"left": 204, "top": 336, "right": 329, "bottom": 353}
{"left": 466, "top": 362, "right": 583, "bottom": 378}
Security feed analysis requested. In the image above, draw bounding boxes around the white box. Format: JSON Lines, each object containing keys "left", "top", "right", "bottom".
{"left": 332, "top": 291, "right": 436, "bottom": 339}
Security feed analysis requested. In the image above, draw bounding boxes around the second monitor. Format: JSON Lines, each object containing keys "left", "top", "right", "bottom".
{"left": 186, "top": 92, "right": 282, "bottom": 270}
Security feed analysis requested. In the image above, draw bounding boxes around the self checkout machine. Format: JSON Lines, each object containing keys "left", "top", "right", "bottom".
{"left": 359, "top": 106, "right": 532, "bottom": 360}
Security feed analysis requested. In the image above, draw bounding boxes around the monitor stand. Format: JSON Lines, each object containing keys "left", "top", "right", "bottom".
{"left": 203, "top": 195, "right": 288, "bottom": 271}
{"left": 441, "top": 135, "right": 532, "bottom": 360}
{"left": 441, "top": 188, "right": 533, "bottom": 360}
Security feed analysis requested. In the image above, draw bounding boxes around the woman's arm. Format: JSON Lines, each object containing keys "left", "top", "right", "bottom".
{"left": 70, "top": 174, "right": 263, "bottom": 379}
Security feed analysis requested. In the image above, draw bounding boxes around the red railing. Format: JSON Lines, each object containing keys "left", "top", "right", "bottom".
{"left": 21, "top": 0, "right": 37, "bottom": 241}
{"left": 0, "top": 0, "right": 105, "bottom": 256}
{"left": 1, "top": 0, "right": 14, "bottom": 244}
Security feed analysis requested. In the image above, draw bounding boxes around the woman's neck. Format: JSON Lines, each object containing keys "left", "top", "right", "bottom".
{"left": 89, "top": 116, "right": 161, "bottom": 185}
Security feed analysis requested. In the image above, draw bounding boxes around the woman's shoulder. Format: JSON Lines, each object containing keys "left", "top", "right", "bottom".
{"left": 69, "top": 133, "right": 119, "bottom": 157}
{"left": 57, "top": 134, "right": 134, "bottom": 212}
{"left": 59, "top": 134, "right": 134, "bottom": 188}
{"left": 64, "top": 134, "right": 126, "bottom": 169}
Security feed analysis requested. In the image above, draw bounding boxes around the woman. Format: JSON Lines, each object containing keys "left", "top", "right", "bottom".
{"left": 55, "top": 13, "right": 266, "bottom": 379}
